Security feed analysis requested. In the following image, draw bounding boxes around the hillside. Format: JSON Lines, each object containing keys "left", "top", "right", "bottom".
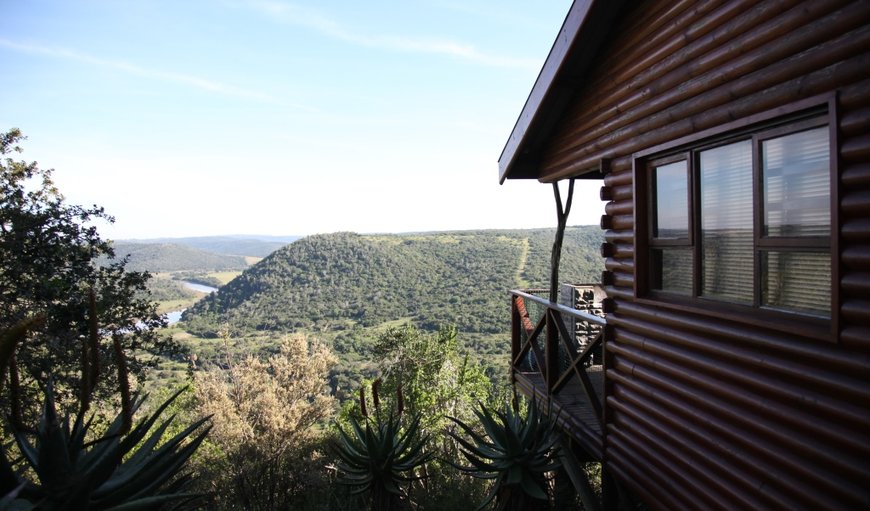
{"left": 124, "top": 235, "right": 298, "bottom": 258}
{"left": 109, "top": 242, "right": 249, "bottom": 273}
{"left": 181, "top": 227, "right": 604, "bottom": 336}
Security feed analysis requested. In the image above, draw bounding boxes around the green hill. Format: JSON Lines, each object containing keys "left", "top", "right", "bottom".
{"left": 124, "top": 235, "right": 298, "bottom": 258}
{"left": 109, "top": 242, "right": 249, "bottom": 273}
{"left": 181, "top": 227, "right": 603, "bottom": 336}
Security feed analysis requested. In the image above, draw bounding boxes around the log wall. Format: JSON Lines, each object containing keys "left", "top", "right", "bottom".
{"left": 536, "top": 0, "right": 870, "bottom": 509}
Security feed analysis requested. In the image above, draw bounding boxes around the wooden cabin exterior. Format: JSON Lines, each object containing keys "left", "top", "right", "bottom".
{"left": 499, "top": 1, "right": 870, "bottom": 509}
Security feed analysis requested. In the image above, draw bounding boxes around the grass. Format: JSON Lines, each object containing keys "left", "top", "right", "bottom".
{"left": 206, "top": 271, "right": 243, "bottom": 285}
{"left": 156, "top": 297, "right": 200, "bottom": 314}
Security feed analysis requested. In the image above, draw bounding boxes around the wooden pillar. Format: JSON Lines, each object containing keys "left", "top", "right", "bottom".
{"left": 510, "top": 294, "right": 521, "bottom": 380}
{"left": 546, "top": 309, "right": 559, "bottom": 392}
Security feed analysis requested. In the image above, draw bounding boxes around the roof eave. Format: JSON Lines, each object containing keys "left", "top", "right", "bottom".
{"left": 498, "top": 0, "right": 629, "bottom": 184}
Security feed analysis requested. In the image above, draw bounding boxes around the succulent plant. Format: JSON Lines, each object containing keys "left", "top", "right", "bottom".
{"left": 0, "top": 381, "right": 211, "bottom": 511}
{"left": 447, "top": 397, "right": 561, "bottom": 511}
{"left": 334, "top": 381, "right": 431, "bottom": 511}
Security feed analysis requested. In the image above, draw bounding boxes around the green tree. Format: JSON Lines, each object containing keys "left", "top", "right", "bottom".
{"left": 344, "top": 325, "right": 494, "bottom": 508}
{"left": 0, "top": 128, "right": 179, "bottom": 420}
{"left": 369, "top": 325, "right": 492, "bottom": 439}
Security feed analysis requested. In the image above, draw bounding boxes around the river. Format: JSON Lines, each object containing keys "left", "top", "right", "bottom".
{"left": 182, "top": 281, "right": 220, "bottom": 294}
{"left": 165, "top": 281, "right": 219, "bottom": 325}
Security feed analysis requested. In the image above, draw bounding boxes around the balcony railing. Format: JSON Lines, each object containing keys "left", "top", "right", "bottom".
{"left": 510, "top": 287, "right": 606, "bottom": 459}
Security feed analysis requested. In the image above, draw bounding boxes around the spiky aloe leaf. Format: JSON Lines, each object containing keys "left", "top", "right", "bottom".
{"left": 34, "top": 380, "right": 74, "bottom": 491}
{"left": 446, "top": 397, "right": 562, "bottom": 508}
{"left": 92, "top": 417, "right": 211, "bottom": 506}
{"left": 3, "top": 383, "right": 209, "bottom": 511}
{"left": 519, "top": 472, "right": 548, "bottom": 501}
{"left": 334, "top": 410, "right": 429, "bottom": 506}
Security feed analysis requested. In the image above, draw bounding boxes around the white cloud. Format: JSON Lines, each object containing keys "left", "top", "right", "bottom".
{"left": 0, "top": 38, "right": 277, "bottom": 102}
{"left": 236, "top": 0, "right": 539, "bottom": 70}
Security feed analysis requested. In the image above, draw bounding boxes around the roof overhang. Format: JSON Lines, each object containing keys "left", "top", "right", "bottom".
{"left": 498, "top": 0, "right": 630, "bottom": 184}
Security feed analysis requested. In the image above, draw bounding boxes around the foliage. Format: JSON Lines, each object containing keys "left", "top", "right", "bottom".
{"left": 128, "top": 236, "right": 293, "bottom": 259}
{"left": 144, "top": 277, "right": 198, "bottom": 304}
{"left": 0, "top": 128, "right": 180, "bottom": 419}
{"left": 368, "top": 325, "right": 492, "bottom": 446}
{"left": 0, "top": 307, "right": 209, "bottom": 510}
{"left": 337, "top": 325, "right": 495, "bottom": 508}
{"left": 192, "top": 333, "right": 338, "bottom": 510}
{"left": 334, "top": 382, "right": 432, "bottom": 511}
{"left": 106, "top": 242, "right": 248, "bottom": 273}
{"left": 448, "top": 397, "right": 561, "bottom": 511}
{"left": 181, "top": 228, "right": 604, "bottom": 337}
{"left": 0, "top": 382, "right": 211, "bottom": 511}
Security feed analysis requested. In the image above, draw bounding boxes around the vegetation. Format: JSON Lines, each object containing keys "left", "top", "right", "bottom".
{"left": 335, "top": 382, "right": 432, "bottom": 511}
{"left": 0, "top": 128, "right": 180, "bottom": 420}
{"left": 127, "top": 235, "right": 296, "bottom": 258}
{"left": 190, "top": 332, "right": 338, "bottom": 510}
{"left": 348, "top": 326, "right": 495, "bottom": 508}
{"left": 182, "top": 228, "right": 603, "bottom": 337}
{"left": 107, "top": 242, "right": 249, "bottom": 273}
{"left": 1, "top": 382, "right": 211, "bottom": 511}
{"left": 0, "top": 296, "right": 210, "bottom": 510}
{"left": 145, "top": 275, "right": 199, "bottom": 305}
{"left": 0, "top": 129, "right": 609, "bottom": 510}
{"left": 448, "top": 398, "right": 561, "bottom": 511}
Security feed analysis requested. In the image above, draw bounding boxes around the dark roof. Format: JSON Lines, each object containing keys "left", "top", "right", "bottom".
{"left": 498, "top": 0, "right": 631, "bottom": 183}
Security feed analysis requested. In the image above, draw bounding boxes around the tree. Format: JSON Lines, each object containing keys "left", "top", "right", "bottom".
{"left": 349, "top": 325, "right": 494, "bottom": 507}
{"left": 0, "top": 128, "right": 179, "bottom": 421}
{"left": 369, "top": 325, "right": 492, "bottom": 439}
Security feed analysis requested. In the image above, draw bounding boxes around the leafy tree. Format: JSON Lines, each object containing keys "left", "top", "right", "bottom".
{"left": 0, "top": 128, "right": 179, "bottom": 420}
{"left": 342, "top": 325, "right": 495, "bottom": 508}
{"left": 368, "top": 325, "right": 492, "bottom": 440}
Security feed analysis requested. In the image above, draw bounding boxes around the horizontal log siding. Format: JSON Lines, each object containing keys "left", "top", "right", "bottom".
{"left": 538, "top": 0, "right": 870, "bottom": 509}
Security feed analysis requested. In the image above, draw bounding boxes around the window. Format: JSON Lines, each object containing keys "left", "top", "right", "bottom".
{"left": 643, "top": 112, "right": 832, "bottom": 319}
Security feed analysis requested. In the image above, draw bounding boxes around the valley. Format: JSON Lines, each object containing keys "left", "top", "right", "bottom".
{"left": 124, "top": 227, "right": 604, "bottom": 396}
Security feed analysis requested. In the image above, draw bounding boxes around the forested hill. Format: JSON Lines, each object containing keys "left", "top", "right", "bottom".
{"left": 124, "top": 235, "right": 298, "bottom": 258}
{"left": 182, "top": 227, "right": 604, "bottom": 336}
{"left": 108, "top": 242, "right": 249, "bottom": 272}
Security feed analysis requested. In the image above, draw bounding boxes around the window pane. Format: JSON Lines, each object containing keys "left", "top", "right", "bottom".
{"left": 652, "top": 248, "right": 692, "bottom": 295}
{"left": 763, "top": 126, "right": 830, "bottom": 237}
{"left": 653, "top": 161, "right": 689, "bottom": 239}
{"left": 701, "top": 140, "right": 753, "bottom": 304}
{"left": 762, "top": 251, "right": 830, "bottom": 317}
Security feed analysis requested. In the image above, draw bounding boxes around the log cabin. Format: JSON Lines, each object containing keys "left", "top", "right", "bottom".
{"left": 498, "top": 1, "right": 870, "bottom": 509}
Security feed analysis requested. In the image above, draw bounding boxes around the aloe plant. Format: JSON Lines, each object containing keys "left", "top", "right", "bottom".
{"left": 0, "top": 382, "right": 210, "bottom": 510}
{"left": 447, "top": 397, "right": 561, "bottom": 511}
{"left": 334, "top": 381, "right": 431, "bottom": 511}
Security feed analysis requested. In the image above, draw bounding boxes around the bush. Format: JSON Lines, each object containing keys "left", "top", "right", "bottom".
{"left": 192, "top": 333, "right": 338, "bottom": 509}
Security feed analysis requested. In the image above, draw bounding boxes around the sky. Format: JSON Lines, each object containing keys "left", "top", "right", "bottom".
{"left": 0, "top": 0, "right": 604, "bottom": 239}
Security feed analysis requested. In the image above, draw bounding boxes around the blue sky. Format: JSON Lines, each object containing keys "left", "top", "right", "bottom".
{"left": 1, "top": 0, "right": 603, "bottom": 239}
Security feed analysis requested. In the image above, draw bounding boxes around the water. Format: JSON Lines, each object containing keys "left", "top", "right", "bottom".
{"left": 182, "top": 281, "right": 219, "bottom": 294}
{"left": 165, "top": 309, "right": 185, "bottom": 324}
{"left": 165, "top": 281, "right": 219, "bottom": 325}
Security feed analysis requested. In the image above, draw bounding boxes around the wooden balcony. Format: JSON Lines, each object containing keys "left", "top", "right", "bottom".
{"left": 510, "top": 287, "right": 606, "bottom": 461}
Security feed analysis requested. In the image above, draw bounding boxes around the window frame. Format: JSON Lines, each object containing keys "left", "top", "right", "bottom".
{"left": 633, "top": 95, "right": 839, "bottom": 342}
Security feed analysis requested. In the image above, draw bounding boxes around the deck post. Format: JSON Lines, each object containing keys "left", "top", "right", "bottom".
{"left": 545, "top": 308, "right": 559, "bottom": 392}
{"left": 510, "top": 294, "right": 521, "bottom": 380}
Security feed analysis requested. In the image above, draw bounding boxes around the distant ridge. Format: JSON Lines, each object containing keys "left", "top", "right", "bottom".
{"left": 120, "top": 235, "right": 301, "bottom": 258}
{"left": 108, "top": 242, "right": 249, "bottom": 273}
{"left": 181, "top": 227, "right": 604, "bottom": 336}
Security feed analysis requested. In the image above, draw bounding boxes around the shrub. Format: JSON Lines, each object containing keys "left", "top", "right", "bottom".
{"left": 192, "top": 333, "right": 337, "bottom": 509}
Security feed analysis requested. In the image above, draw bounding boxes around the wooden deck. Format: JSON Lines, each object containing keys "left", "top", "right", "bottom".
{"left": 513, "top": 366, "right": 605, "bottom": 461}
